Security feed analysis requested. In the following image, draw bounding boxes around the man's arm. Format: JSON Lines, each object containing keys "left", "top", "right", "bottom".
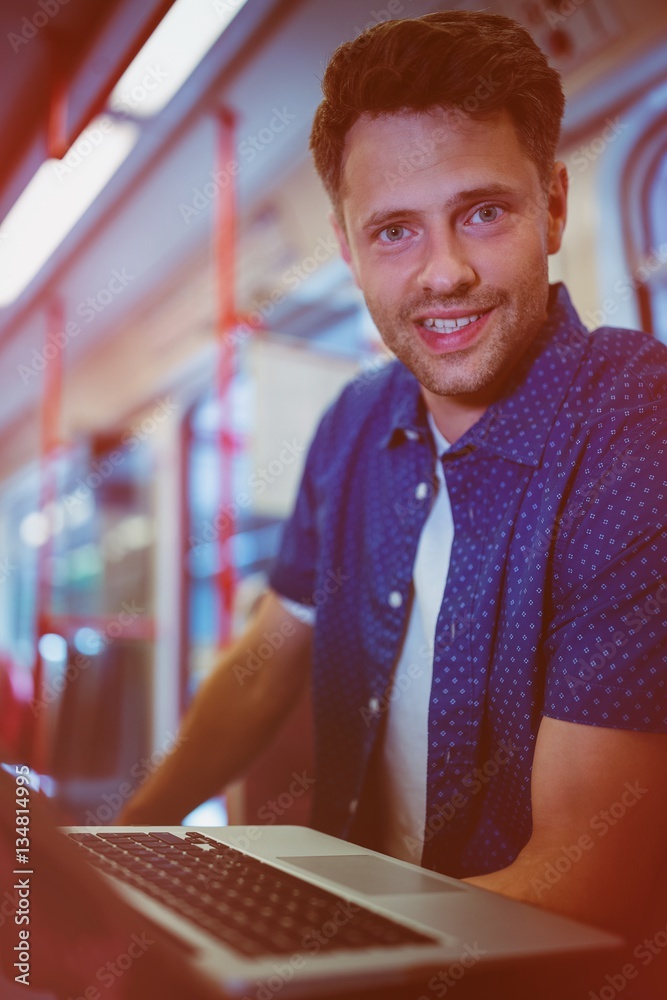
{"left": 116, "top": 590, "right": 312, "bottom": 825}
{"left": 463, "top": 717, "right": 667, "bottom": 935}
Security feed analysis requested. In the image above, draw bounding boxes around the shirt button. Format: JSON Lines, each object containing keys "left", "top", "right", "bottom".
{"left": 415, "top": 482, "right": 429, "bottom": 500}
{"left": 388, "top": 590, "right": 403, "bottom": 608}
{"left": 368, "top": 696, "right": 380, "bottom": 713}
{"left": 404, "top": 429, "right": 419, "bottom": 441}
{"left": 349, "top": 799, "right": 358, "bottom": 814}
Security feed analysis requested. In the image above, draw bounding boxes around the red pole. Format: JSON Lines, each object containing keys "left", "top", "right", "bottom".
{"left": 214, "top": 108, "right": 238, "bottom": 647}
{"left": 30, "top": 296, "right": 66, "bottom": 770}
{"left": 46, "top": 41, "right": 69, "bottom": 160}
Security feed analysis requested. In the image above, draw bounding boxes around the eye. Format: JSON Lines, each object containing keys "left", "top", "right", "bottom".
{"left": 468, "top": 205, "right": 504, "bottom": 225}
{"left": 378, "top": 224, "right": 409, "bottom": 243}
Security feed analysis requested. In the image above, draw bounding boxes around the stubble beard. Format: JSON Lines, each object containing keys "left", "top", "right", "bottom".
{"left": 364, "top": 276, "right": 550, "bottom": 399}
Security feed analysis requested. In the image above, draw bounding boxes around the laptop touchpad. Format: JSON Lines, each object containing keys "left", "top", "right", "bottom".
{"left": 278, "top": 855, "right": 462, "bottom": 895}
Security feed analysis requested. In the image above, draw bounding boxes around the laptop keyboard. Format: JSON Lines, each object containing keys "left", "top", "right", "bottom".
{"left": 66, "top": 830, "right": 436, "bottom": 958}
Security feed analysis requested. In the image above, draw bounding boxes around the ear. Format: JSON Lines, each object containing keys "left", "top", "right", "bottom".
{"left": 330, "top": 211, "right": 361, "bottom": 287}
{"left": 547, "top": 161, "right": 568, "bottom": 255}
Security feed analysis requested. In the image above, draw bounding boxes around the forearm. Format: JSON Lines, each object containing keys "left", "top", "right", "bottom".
{"left": 462, "top": 842, "right": 648, "bottom": 936}
{"left": 462, "top": 852, "right": 586, "bottom": 916}
{"left": 119, "top": 664, "right": 284, "bottom": 824}
{"left": 117, "top": 593, "right": 311, "bottom": 824}
{"left": 469, "top": 720, "right": 667, "bottom": 937}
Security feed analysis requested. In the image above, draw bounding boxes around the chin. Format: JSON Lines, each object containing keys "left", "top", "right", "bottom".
{"left": 403, "top": 350, "right": 498, "bottom": 398}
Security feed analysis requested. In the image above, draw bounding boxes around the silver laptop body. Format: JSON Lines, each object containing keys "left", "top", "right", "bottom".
{"left": 64, "top": 824, "right": 622, "bottom": 997}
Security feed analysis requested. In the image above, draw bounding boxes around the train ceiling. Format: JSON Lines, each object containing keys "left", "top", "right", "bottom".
{"left": 0, "top": 0, "right": 666, "bottom": 444}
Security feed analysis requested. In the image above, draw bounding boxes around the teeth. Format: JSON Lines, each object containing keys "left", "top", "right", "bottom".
{"left": 423, "top": 313, "right": 481, "bottom": 333}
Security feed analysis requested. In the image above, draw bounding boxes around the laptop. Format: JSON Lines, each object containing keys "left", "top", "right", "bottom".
{"left": 62, "top": 822, "right": 623, "bottom": 997}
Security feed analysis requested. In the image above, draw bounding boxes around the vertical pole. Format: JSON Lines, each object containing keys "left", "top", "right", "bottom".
{"left": 28, "top": 43, "right": 67, "bottom": 768}
{"left": 30, "top": 296, "right": 65, "bottom": 770}
{"left": 214, "top": 108, "right": 238, "bottom": 647}
{"left": 46, "top": 38, "right": 69, "bottom": 160}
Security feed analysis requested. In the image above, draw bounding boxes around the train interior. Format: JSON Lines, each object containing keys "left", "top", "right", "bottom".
{"left": 0, "top": 0, "right": 666, "bottom": 831}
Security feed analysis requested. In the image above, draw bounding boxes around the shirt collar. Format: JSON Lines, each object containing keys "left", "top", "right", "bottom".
{"left": 380, "top": 284, "right": 589, "bottom": 468}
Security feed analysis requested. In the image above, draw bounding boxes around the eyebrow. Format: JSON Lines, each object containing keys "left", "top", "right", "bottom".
{"left": 359, "top": 183, "right": 520, "bottom": 231}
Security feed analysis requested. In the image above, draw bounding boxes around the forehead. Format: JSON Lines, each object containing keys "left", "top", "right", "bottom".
{"left": 339, "top": 108, "right": 539, "bottom": 218}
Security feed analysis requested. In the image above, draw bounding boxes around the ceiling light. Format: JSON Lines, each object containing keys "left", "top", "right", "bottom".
{"left": 109, "top": 0, "right": 251, "bottom": 119}
{"left": 0, "top": 117, "right": 138, "bottom": 307}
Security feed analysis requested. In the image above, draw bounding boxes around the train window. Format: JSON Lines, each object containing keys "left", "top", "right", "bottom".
{"left": 0, "top": 430, "right": 156, "bottom": 816}
{"left": 57, "top": 434, "right": 155, "bottom": 620}
{"left": 616, "top": 98, "right": 667, "bottom": 341}
{"left": 642, "top": 136, "right": 667, "bottom": 338}
{"left": 183, "top": 381, "right": 284, "bottom": 700}
{"left": 181, "top": 259, "right": 374, "bottom": 704}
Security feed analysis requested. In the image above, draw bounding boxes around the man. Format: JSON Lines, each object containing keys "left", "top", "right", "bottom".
{"left": 120, "top": 11, "right": 667, "bottom": 940}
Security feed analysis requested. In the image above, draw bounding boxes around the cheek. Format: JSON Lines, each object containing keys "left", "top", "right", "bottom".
{"left": 478, "top": 229, "right": 546, "bottom": 278}
{"left": 355, "top": 262, "right": 394, "bottom": 298}
{"left": 357, "top": 252, "right": 416, "bottom": 290}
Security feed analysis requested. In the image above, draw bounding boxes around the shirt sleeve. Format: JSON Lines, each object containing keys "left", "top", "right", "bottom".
{"left": 542, "top": 415, "right": 667, "bottom": 733}
{"left": 275, "top": 595, "right": 317, "bottom": 626}
{"left": 267, "top": 403, "right": 333, "bottom": 608}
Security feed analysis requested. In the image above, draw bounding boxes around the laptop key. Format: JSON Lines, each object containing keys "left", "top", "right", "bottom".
{"left": 66, "top": 830, "right": 437, "bottom": 957}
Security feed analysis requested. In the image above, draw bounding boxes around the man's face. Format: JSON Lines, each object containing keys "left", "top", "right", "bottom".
{"left": 333, "top": 109, "right": 567, "bottom": 404}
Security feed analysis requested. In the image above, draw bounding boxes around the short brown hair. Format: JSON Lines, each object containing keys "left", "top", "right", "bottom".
{"left": 310, "top": 11, "right": 565, "bottom": 217}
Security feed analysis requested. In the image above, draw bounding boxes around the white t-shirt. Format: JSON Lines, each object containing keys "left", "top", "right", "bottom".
{"left": 278, "top": 414, "right": 453, "bottom": 865}
{"left": 378, "top": 415, "right": 452, "bottom": 863}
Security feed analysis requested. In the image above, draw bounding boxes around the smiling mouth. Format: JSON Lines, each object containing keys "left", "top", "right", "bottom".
{"left": 421, "top": 312, "right": 487, "bottom": 334}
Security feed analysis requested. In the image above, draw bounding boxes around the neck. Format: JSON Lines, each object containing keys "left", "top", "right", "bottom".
{"left": 422, "top": 388, "right": 489, "bottom": 444}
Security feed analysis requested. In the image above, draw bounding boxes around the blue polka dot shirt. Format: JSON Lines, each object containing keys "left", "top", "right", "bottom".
{"left": 268, "top": 284, "right": 667, "bottom": 878}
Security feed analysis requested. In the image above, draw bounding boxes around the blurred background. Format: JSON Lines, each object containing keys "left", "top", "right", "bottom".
{"left": 0, "top": 0, "right": 665, "bottom": 828}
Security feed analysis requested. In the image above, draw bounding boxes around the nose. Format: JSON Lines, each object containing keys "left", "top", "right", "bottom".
{"left": 417, "top": 228, "right": 476, "bottom": 296}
